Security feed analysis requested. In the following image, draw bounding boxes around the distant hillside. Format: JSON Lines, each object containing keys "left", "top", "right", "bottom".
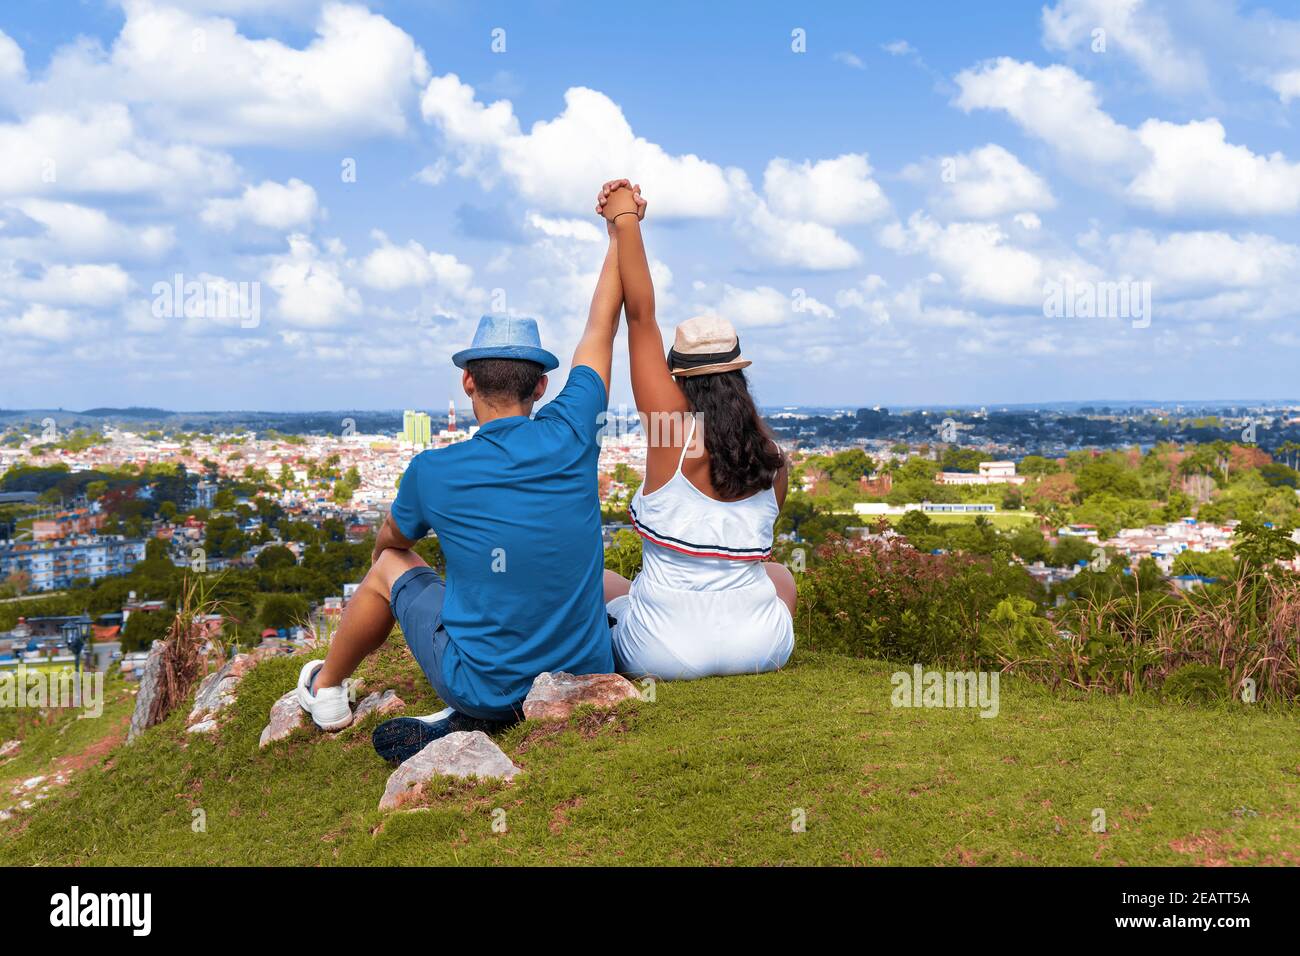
{"left": 77, "top": 407, "right": 175, "bottom": 418}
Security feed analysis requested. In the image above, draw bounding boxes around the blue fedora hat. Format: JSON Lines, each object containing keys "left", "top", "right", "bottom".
{"left": 452, "top": 315, "right": 559, "bottom": 372}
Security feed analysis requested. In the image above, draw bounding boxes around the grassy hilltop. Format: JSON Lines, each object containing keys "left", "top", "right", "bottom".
{"left": 2, "top": 642, "right": 1297, "bottom": 866}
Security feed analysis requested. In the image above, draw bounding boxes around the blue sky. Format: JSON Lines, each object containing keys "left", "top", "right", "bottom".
{"left": 1, "top": 0, "right": 1299, "bottom": 411}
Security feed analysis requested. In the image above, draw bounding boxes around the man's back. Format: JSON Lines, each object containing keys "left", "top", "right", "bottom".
{"left": 389, "top": 365, "right": 612, "bottom": 715}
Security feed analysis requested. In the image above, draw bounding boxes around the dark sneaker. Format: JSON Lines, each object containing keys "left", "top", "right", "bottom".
{"left": 372, "top": 707, "right": 515, "bottom": 762}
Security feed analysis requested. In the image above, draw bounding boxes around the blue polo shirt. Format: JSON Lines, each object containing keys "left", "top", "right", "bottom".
{"left": 389, "top": 364, "right": 613, "bottom": 715}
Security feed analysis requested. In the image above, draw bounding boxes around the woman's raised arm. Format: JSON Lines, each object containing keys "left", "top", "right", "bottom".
{"left": 601, "top": 186, "right": 689, "bottom": 420}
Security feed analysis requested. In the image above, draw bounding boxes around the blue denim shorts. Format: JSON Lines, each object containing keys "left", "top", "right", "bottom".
{"left": 389, "top": 566, "right": 482, "bottom": 716}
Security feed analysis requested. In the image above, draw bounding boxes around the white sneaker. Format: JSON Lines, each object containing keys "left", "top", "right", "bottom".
{"left": 296, "top": 660, "right": 353, "bottom": 731}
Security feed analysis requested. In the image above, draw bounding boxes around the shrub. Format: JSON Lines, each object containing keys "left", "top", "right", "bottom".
{"left": 1037, "top": 561, "right": 1300, "bottom": 702}
{"left": 1161, "top": 664, "right": 1229, "bottom": 705}
{"left": 604, "top": 529, "right": 643, "bottom": 580}
{"left": 795, "top": 535, "right": 1038, "bottom": 666}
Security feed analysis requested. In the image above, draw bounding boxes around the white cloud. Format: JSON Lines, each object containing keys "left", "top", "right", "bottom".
{"left": 421, "top": 74, "right": 732, "bottom": 219}
{"left": 201, "top": 178, "right": 319, "bottom": 231}
{"left": 0, "top": 105, "right": 238, "bottom": 198}
{"left": 955, "top": 57, "right": 1300, "bottom": 216}
{"left": 30, "top": 1, "right": 430, "bottom": 146}
{"left": 0, "top": 29, "right": 25, "bottom": 87}
{"left": 882, "top": 211, "right": 1094, "bottom": 306}
{"left": 735, "top": 178, "right": 861, "bottom": 271}
{"left": 0, "top": 304, "right": 76, "bottom": 342}
{"left": 358, "top": 233, "right": 474, "bottom": 293}
{"left": 697, "top": 284, "right": 832, "bottom": 329}
{"left": 153, "top": 0, "right": 327, "bottom": 14}
{"left": 835, "top": 275, "right": 890, "bottom": 324}
{"left": 0, "top": 199, "right": 175, "bottom": 261}
{"left": 2, "top": 263, "right": 132, "bottom": 307}
{"left": 1104, "top": 229, "right": 1300, "bottom": 292}
{"left": 1127, "top": 119, "right": 1300, "bottom": 215}
{"left": 414, "top": 158, "right": 450, "bottom": 186}
{"left": 954, "top": 57, "right": 1141, "bottom": 170}
{"left": 263, "top": 234, "right": 361, "bottom": 327}
{"left": 906, "top": 143, "right": 1055, "bottom": 219}
{"left": 525, "top": 213, "right": 604, "bottom": 243}
{"left": 762, "top": 154, "right": 890, "bottom": 226}
{"left": 833, "top": 52, "right": 865, "bottom": 70}
{"left": 1041, "top": 0, "right": 1207, "bottom": 93}
{"left": 1272, "top": 69, "right": 1300, "bottom": 104}
{"left": 421, "top": 72, "right": 865, "bottom": 269}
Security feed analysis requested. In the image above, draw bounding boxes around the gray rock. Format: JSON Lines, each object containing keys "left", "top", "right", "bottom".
{"left": 522, "top": 671, "right": 640, "bottom": 722}
{"left": 352, "top": 689, "right": 405, "bottom": 723}
{"left": 126, "top": 641, "right": 166, "bottom": 743}
{"left": 379, "top": 731, "right": 520, "bottom": 811}
{"left": 259, "top": 690, "right": 306, "bottom": 748}
{"left": 187, "top": 653, "right": 258, "bottom": 729}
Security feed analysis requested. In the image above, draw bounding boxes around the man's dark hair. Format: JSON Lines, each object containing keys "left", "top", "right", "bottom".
{"left": 464, "top": 358, "right": 545, "bottom": 403}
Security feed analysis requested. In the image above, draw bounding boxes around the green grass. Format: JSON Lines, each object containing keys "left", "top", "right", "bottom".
{"left": 0, "top": 672, "right": 136, "bottom": 796}
{"left": 1, "top": 642, "right": 1296, "bottom": 866}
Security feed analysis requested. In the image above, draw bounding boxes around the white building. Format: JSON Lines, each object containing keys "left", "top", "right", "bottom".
{"left": 935, "top": 461, "right": 1027, "bottom": 486}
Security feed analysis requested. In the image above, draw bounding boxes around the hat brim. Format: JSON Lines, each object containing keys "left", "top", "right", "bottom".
{"left": 670, "top": 359, "right": 751, "bottom": 378}
{"left": 452, "top": 345, "right": 560, "bottom": 373}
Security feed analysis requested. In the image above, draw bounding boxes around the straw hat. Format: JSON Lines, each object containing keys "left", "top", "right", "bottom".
{"left": 667, "top": 315, "right": 751, "bottom": 377}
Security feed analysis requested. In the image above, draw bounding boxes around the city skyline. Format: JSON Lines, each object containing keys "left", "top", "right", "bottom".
{"left": 2, "top": 1, "right": 1300, "bottom": 410}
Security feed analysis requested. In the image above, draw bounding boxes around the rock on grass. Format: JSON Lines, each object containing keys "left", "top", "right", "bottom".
{"left": 379, "top": 731, "right": 520, "bottom": 811}
{"left": 126, "top": 641, "right": 166, "bottom": 743}
{"left": 353, "top": 689, "right": 405, "bottom": 723}
{"left": 522, "top": 671, "right": 639, "bottom": 722}
{"left": 259, "top": 690, "right": 306, "bottom": 748}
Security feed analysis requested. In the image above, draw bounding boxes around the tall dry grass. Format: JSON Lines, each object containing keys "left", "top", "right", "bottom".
{"left": 145, "top": 575, "right": 227, "bottom": 728}
{"left": 1044, "top": 568, "right": 1300, "bottom": 702}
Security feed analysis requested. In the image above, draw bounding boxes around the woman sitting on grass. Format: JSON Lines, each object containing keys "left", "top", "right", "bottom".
{"left": 596, "top": 180, "right": 796, "bottom": 680}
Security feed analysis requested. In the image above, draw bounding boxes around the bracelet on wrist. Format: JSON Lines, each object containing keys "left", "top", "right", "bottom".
{"left": 612, "top": 211, "right": 638, "bottom": 222}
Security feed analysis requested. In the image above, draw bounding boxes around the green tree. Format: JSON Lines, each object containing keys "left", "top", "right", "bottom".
{"left": 259, "top": 593, "right": 310, "bottom": 631}
{"left": 1018, "top": 455, "right": 1059, "bottom": 476}
{"left": 255, "top": 545, "right": 297, "bottom": 571}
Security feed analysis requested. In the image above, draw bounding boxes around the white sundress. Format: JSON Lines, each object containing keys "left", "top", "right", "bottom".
{"left": 609, "top": 418, "right": 794, "bottom": 680}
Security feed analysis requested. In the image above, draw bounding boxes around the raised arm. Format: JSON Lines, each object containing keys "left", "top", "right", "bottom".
{"left": 599, "top": 185, "right": 688, "bottom": 420}
{"left": 597, "top": 182, "right": 691, "bottom": 491}
{"left": 569, "top": 219, "right": 623, "bottom": 395}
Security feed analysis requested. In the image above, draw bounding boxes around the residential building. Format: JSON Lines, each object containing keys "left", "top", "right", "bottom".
{"left": 402, "top": 410, "right": 432, "bottom": 447}
{"left": 935, "top": 460, "right": 1027, "bottom": 486}
{"left": 0, "top": 536, "right": 147, "bottom": 591}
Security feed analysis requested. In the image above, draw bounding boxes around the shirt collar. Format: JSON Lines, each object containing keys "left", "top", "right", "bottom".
{"left": 474, "top": 414, "right": 529, "bottom": 434}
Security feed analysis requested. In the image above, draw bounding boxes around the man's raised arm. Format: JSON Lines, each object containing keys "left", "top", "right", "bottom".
{"left": 572, "top": 180, "right": 645, "bottom": 394}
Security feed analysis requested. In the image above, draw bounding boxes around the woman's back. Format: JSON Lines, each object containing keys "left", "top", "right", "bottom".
{"left": 598, "top": 183, "right": 795, "bottom": 679}
{"left": 631, "top": 417, "right": 779, "bottom": 590}
{"left": 614, "top": 415, "right": 794, "bottom": 680}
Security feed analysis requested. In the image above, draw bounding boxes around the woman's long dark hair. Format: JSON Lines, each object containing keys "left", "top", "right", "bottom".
{"left": 677, "top": 370, "right": 784, "bottom": 500}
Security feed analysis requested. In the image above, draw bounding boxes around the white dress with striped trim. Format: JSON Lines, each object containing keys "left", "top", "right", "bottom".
{"left": 609, "top": 419, "right": 794, "bottom": 680}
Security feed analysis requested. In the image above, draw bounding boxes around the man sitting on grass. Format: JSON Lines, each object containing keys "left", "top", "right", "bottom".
{"left": 294, "top": 196, "right": 637, "bottom": 761}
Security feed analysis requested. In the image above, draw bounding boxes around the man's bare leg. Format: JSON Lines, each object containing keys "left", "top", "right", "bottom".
{"left": 315, "top": 548, "right": 429, "bottom": 689}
